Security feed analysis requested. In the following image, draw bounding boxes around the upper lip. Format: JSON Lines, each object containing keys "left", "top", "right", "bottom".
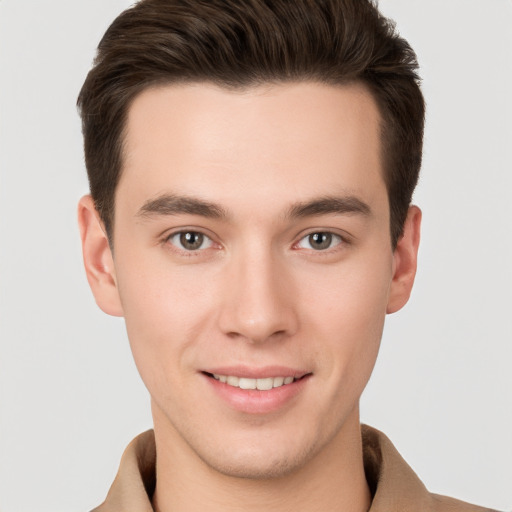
{"left": 202, "top": 365, "right": 310, "bottom": 379}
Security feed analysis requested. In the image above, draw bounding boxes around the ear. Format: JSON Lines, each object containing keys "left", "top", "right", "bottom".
{"left": 387, "top": 205, "right": 422, "bottom": 314}
{"left": 78, "top": 195, "right": 124, "bottom": 317}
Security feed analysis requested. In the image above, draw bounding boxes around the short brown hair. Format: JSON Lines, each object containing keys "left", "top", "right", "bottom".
{"left": 78, "top": 0, "right": 425, "bottom": 247}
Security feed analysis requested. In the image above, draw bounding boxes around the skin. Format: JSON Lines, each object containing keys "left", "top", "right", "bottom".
{"left": 78, "top": 82, "right": 421, "bottom": 512}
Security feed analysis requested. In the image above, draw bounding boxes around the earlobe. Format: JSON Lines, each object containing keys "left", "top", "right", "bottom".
{"left": 387, "top": 205, "right": 422, "bottom": 314}
{"left": 78, "top": 195, "right": 124, "bottom": 317}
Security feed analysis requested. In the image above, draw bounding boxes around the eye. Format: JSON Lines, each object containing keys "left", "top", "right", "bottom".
{"left": 296, "top": 232, "right": 343, "bottom": 251}
{"left": 168, "top": 231, "right": 213, "bottom": 251}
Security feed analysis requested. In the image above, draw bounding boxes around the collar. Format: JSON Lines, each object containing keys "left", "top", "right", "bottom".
{"left": 91, "top": 425, "right": 494, "bottom": 512}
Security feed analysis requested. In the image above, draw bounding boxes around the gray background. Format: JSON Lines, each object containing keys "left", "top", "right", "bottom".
{"left": 0, "top": 1, "right": 511, "bottom": 510}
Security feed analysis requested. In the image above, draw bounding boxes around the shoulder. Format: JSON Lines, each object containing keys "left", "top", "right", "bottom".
{"left": 431, "top": 493, "right": 501, "bottom": 512}
{"left": 362, "top": 425, "right": 501, "bottom": 512}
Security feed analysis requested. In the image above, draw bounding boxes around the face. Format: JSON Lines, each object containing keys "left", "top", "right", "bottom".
{"left": 79, "top": 82, "right": 420, "bottom": 479}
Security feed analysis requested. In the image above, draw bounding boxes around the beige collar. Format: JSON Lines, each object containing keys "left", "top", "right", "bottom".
{"left": 91, "top": 425, "right": 495, "bottom": 512}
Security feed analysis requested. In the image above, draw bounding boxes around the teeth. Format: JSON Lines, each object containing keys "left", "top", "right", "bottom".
{"left": 256, "top": 377, "right": 273, "bottom": 391}
{"left": 273, "top": 376, "right": 284, "bottom": 387}
{"left": 239, "top": 378, "right": 256, "bottom": 390}
{"left": 212, "top": 374, "right": 297, "bottom": 390}
{"left": 226, "top": 375, "right": 239, "bottom": 386}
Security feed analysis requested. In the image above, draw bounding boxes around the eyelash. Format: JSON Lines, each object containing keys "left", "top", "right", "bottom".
{"left": 164, "top": 230, "right": 216, "bottom": 254}
{"left": 294, "top": 231, "right": 345, "bottom": 252}
{"left": 163, "top": 229, "right": 348, "bottom": 256}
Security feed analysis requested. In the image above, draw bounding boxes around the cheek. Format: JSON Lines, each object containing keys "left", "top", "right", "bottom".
{"left": 301, "top": 255, "right": 392, "bottom": 380}
{"left": 114, "top": 255, "right": 220, "bottom": 393}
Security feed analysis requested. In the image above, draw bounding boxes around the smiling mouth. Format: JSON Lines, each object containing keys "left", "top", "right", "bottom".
{"left": 204, "top": 372, "right": 307, "bottom": 390}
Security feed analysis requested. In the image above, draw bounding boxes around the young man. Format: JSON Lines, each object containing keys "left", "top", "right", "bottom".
{"left": 77, "top": 1, "right": 497, "bottom": 511}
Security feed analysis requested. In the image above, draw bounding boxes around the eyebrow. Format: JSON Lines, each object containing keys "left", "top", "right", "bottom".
{"left": 136, "top": 193, "right": 371, "bottom": 221}
{"left": 286, "top": 195, "right": 372, "bottom": 219}
{"left": 137, "top": 194, "right": 227, "bottom": 219}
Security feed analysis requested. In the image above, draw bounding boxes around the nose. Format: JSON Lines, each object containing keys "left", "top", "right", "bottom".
{"left": 217, "top": 247, "right": 298, "bottom": 344}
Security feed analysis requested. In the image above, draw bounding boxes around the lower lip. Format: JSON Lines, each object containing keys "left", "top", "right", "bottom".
{"left": 203, "top": 374, "right": 310, "bottom": 414}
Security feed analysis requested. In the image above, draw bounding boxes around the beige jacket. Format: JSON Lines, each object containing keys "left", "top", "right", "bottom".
{"left": 92, "top": 425, "right": 498, "bottom": 512}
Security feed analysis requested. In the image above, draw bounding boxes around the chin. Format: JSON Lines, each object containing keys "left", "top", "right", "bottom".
{"left": 198, "top": 444, "right": 316, "bottom": 480}
{"left": 190, "top": 425, "right": 329, "bottom": 481}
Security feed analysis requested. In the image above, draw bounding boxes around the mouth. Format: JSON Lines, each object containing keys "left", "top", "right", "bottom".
{"left": 202, "top": 369, "right": 311, "bottom": 413}
{"left": 203, "top": 372, "right": 304, "bottom": 391}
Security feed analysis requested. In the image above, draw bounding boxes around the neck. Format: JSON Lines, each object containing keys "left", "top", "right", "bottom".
{"left": 152, "top": 406, "right": 371, "bottom": 512}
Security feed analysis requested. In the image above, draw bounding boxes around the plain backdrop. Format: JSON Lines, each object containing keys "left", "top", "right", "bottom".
{"left": 0, "top": 1, "right": 511, "bottom": 511}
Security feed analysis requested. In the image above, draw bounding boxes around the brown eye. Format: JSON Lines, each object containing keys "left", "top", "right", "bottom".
{"left": 297, "top": 232, "right": 342, "bottom": 251}
{"left": 169, "top": 231, "right": 212, "bottom": 251}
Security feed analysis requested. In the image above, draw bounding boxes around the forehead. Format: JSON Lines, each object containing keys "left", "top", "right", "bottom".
{"left": 119, "top": 81, "right": 386, "bottom": 216}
